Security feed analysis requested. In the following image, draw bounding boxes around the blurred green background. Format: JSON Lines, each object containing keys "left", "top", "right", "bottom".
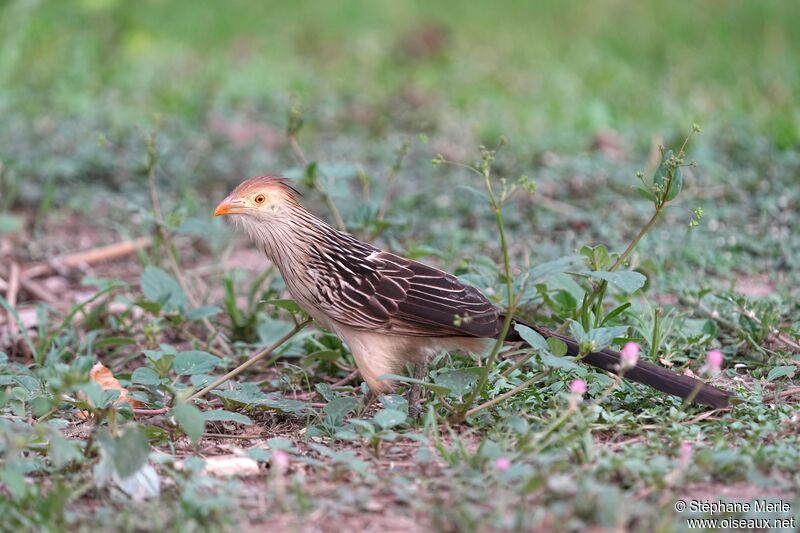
{"left": 1, "top": 0, "right": 798, "bottom": 192}
{"left": 3, "top": 0, "right": 799, "bottom": 139}
{"left": 0, "top": 0, "right": 798, "bottom": 279}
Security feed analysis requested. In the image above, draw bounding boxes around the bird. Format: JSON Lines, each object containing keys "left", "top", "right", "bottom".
{"left": 213, "top": 175, "right": 731, "bottom": 409}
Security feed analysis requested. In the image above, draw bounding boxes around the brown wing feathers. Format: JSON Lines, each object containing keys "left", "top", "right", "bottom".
{"left": 375, "top": 252, "right": 500, "bottom": 337}
{"left": 306, "top": 229, "right": 730, "bottom": 407}
{"left": 505, "top": 320, "right": 732, "bottom": 408}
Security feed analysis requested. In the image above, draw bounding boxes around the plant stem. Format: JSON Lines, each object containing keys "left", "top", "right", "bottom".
{"left": 680, "top": 380, "right": 705, "bottom": 408}
{"left": 188, "top": 318, "right": 311, "bottom": 401}
{"left": 529, "top": 404, "right": 576, "bottom": 451}
{"left": 500, "top": 349, "right": 536, "bottom": 377}
{"left": 582, "top": 206, "right": 663, "bottom": 315}
{"left": 287, "top": 133, "right": 347, "bottom": 231}
{"left": 465, "top": 371, "right": 547, "bottom": 418}
{"left": 609, "top": 209, "right": 662, "bottom": 272}
{"left": 455, "top": 161, "right": 516, "bottom": 422}
{"left": 376, "top": 140, "right": 410, "bottom": 223}
{"left": 651, "top": 308, "right": 661, "bottom": 360}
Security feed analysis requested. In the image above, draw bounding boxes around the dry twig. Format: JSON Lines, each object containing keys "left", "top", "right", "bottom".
{"left": 188, "top": 319, "right": 311, "bottom": 402}
{"left": 21, "top": 238, "right": 152, "bottom": 280}
{"left": 287, "top": 133, "right": 347, "bottom": 231}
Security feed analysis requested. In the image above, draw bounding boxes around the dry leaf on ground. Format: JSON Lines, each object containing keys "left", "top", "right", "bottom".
{"left": 89, "top": 362, "right": 142, "bottom": 409}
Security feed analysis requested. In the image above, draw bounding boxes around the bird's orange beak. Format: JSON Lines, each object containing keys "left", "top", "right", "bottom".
{"left": 213, "top": 196, "right": 243, "bottom": 216}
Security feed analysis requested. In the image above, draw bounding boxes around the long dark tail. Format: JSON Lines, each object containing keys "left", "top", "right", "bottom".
{"left": 505, "top": 318, "right": 731, "bottom": 409}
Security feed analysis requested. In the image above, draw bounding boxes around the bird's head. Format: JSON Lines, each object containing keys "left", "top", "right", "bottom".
{"left": 213, "top": 176, "right": 302, "bottom": 221}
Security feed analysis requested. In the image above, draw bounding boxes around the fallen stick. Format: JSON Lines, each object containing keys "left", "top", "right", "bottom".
{"left": 764, "top": 387, "right": 800, "bottom": 402}
{"left": 21, "top": 237, "right": 151, "bottom": 279}
{"left": 20, "top": 277, "right": 63, "bottom": 308}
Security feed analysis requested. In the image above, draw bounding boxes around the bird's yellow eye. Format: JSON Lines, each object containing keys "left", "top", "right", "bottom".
{"left": 254, "top": 194, "right": 266, "bottom": 205}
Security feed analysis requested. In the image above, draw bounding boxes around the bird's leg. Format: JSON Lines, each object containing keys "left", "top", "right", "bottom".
{"left": 358, "top": 388, "right": 378, "bottom": 416}
{"left": 408, "top": 357, "right": 430, "bottom": 418}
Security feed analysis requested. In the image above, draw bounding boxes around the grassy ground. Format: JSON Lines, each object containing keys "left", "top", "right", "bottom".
{"left": 1, "top": 1, "right": 799, "bottom": 531}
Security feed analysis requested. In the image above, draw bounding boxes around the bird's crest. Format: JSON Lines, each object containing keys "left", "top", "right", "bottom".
{"left": 230, "top": 175, "right": 303, "bottom": 202}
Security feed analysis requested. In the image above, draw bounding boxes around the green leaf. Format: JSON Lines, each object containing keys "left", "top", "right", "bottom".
{"left": 99, "top": 427, "right": 151, "bottom": 478}
{"left": 379, "top": 394, "right": 408, "bottom": 414}
{"left": 653, "top": 150, "right": 673, "bottom": 187}
{"left": 766, "top": 365, "right": 796, "bottom": 382}
{"left": 31, "top": 396, "right": 52, "bottom": 417}
{"left": 0, "top": 466, "right": 27, "bottom": 498}
{"left": 210, "top": 385, "right": 310, "bottom": 414}
{"left": 190, "top": 374, "right": 215, "bottom": 388}
{"left": 81, "top": 381, "right": 106, "bottom": 408}
{"left": 135, "top": 300, "right": 162, "bottom": 314}
{"left": 581, "top": 244, "right": 611, "bottom": 270}
{"left": 434, "top": 368, "right": 481, "bottom": 397}
{"left": 702, "top": 320, "right": 718, "bottom": 337}
{"left": 131, "top": 367, "right": 161, "bottom": 386}
{"left": 378, "top": 373, "right": 451, "bottom": 395}
{"left": 173, "top": 403, "right": 205, "bottom": 443}
{"left": 49, "top": 431, "right": 82, "bottom": 468}
{"left": 373, "top": 409, "right": 407, "bottom": 429}
{"left": 172, "top": 351, "right": 221, "bottom": 376}
{"left": 601, "top": 303, "right": 632, "bottom": 325}
{"left": 202, "top": 409, "right": 253, "bottom": 425}
{"left": 636, "top": 186, "right": 657, "bottom": 203}
{"left": 257, "top": 316, "right": 294, "bottom": 345}
{"left": 144, "top": 348, "right": 173, "bottom": 362}
{"left": 540, "top": 352, "right": 580, "bottom": 370}
{"left": 547, "top": 338, "right": 568, "bottom": 357}
{"left": 303, "top": 350, "right": 341, "bottom": 365}
{"left": 584, "top": 271, "right": 646, "bottom": 293}
{"left": 260, "top": 398, "right": 309, "bottom": 415}
{"left": 323, "top": 396, "right": 359, "bottom": 425}
{"left": 569, "top": 320, "right": 587, "bottom": 343}
{"left": 315, "top": 383, "right": 335, "bottom": 401}
{"left": 585, "top": 325, "right": 629, "bottom": 350}
{"left": 140, "top": 266, "right": 187, "bottom": 312}
{"left": 664, "top": 165, "right": 683, "bottom": 201}
{"left": 514, "top": 324, "right": 550, "bottom": 352}
{"left": 263, "top": 299, "right": 303, "bottom": 314}
{"left": 143, "top": 349, "right": 175, "bottom": 376}
{"left": 185, "top": 306, "right": 222, "bottom": 321}
{"left": 455, "top": 184, "right": 488, "bottom": 200}
{"left": 93, "top": 336, "right": 137, "bottom": 349}
{"left": 529, "top": 255, "right": 584, "bottom": 281}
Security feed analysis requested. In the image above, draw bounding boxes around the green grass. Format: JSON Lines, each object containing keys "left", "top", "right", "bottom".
{"left": 1, "top": 1, "right": 799, "bottom": 531}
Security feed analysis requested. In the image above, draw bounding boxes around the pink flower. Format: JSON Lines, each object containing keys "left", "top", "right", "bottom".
{"left": 569, "top": 379, "right": 587, "bottom": 396}
{"left": 620, "top": 342, "right": 640, "bottom": 369}
{"left": 272, "top": 449, "right": 290, "bottom": 472}
{"left": 706, "top": 350, "right": 723, "bottom": 372}
{"left": 494, "top": 457, "right": 511, "bottom": 471}
{"left": 679, "top": 442, "right": 693, "bottom": 463}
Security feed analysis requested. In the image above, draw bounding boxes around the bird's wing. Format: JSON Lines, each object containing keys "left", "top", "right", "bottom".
{"left": 312, "top": 248, "right": 501, "bottom": 338}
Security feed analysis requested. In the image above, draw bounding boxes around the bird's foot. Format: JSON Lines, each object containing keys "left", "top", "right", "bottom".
{"left": 407, "top": 360, "right": 430, "bottom": 418}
